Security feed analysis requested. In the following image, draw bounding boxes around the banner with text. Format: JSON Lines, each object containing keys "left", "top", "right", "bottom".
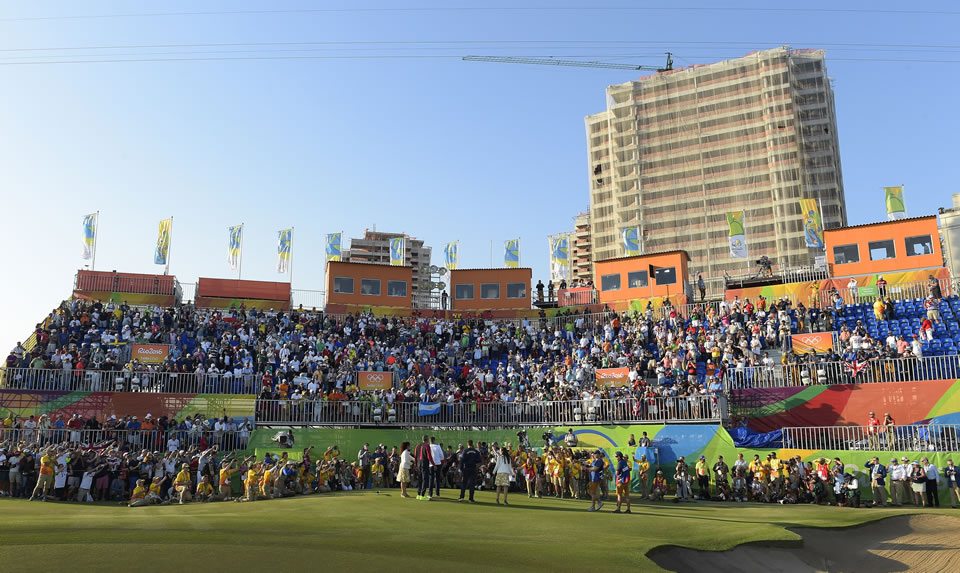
{"left": 131, "top": 343, "right": 171, "bottom": 364}
{"left": 596, "top": 367, "right": 631, "bottom": 387}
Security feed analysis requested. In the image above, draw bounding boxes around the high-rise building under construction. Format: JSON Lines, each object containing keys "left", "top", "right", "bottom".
{"left": 585, "top": 47, "right": 847, "bottom": 290}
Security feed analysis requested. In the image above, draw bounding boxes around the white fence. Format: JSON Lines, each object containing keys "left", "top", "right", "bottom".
{"left": 724, "top": 355, "right": 960, "bottom": 390}
{"left": 781, "top": 424, "right": 960, "bottom": 452}
{"left": 0, "top": 368, "right": 259, "bottom": 394}
{"left": 821, "top": 277, "right": 952, "bottom": 308}
{"left": 0, "top": 427, "right": 251, "bottom": 452}
{"left": 254, "top": 395, "right": 726, "bottom": 426}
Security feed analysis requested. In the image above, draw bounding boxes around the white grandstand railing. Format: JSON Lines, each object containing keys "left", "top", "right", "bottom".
{"left": 0, "top": 427, "right": 251, "bottom": 452}
{"left": 781, "top": 424, "right": 960, "bottom": 452}
{"left": 723, "top": 355, "right": 960, "bottom": 390}
{"left": 0, "top": 368, "right": 259, "bottom": 394}
{"left": 254, "top": 395, "right": 726, "bottom": 426}
{"left": 821, "top": 277, "right": 952, "bottom": 307}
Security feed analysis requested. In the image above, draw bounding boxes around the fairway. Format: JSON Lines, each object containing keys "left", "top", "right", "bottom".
{"left": 2, "top": 493, "right": 957, "bottom": 572}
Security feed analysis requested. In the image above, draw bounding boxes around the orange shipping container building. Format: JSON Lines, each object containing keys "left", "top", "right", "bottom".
{"left": 824, "top": 216, "right": 943, "bottom": 277}
{"left": 73, "top": 270, "right": 179, "bottom": 306}
{"left": 449, "top": 268, "right": 532, "bottom": 312}
{"left": 594, "top": 251, "right": 690, "bottom": 309}
{"left": 195, "top": 278, "right": 292, "bottom": 310}
{"left": 325, "top": 261, "right": 413, "bottom": 311}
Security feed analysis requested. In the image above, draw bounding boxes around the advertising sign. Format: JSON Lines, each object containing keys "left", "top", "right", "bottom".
{"left": 357, "top": 371, "right": 394, "bottom": 390}
{"left": 131, "top": 343, "right": 170, "bottom": 364}
{"left": 790, "top": 332, "right": 835, "bottom": 354}
{"left": 595, "top": 367, "right": 631, "bottom": 387}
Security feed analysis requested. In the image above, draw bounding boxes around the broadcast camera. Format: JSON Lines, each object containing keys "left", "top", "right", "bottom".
{"left": 272, "top": 430, "right": 295, "bottom": 449}
{"left": 542, "top": 431, "right": 555, "bottom": 448}
{"left": 516, "top": 430, "right": 531, "bottom": 449}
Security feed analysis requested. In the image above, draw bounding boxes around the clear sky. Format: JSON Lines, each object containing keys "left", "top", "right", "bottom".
{"left": 1, "top": 1, "right": 958, "bottom": 352}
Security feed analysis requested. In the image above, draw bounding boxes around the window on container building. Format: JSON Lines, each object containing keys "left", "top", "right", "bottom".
{"left": 360, "top": 279, "right": 381, "bottom": 296}
{"left": 868, "top": 240, "right": 896, "bottom": 261}
{"left": 506, "top": 283, "right": 526, "bottom": 298}
{"left": 627, "top": 271, "right": 648, "bottom": 288}
{"left": 480, "top": 284, "right": 500, "bottom": 299}
{"left": 601, "top": 274, "right": 621, "bottom": 291}
{"left": 905, "top": 235, "right": 934, "bottom": 256}
{"left": 333, "top": 277, "right": 354, "bottom": 294}
{"left": 387, "top": 281, "right": 407, "bottom": 297}
{"left": 833, "top": 244, "right": 859, "bottom": 264}
{"left": 455, "top": 284, "right": 474, "bottom": 300}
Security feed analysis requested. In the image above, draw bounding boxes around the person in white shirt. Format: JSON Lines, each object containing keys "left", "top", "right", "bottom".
{"left": 429, "top": 437, "right": 445, "bottom": 498}
{"left": 397, "top": 442, "right": 414, "bottom": 498}
{"left": 888, "top": 457, "right": 905, "bottom": 506}
{"left": 922, "top": 457, "right": 941, "bottom": 507}
{"left": 493, "top": 447, "right": 514, "bottom": 505}
{"left": 167, "top": 436, "right": 181, "bottom": 453}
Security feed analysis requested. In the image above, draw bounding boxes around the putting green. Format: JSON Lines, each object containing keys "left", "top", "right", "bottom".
{"left": 0, "top": 492, "right": 953, "bottom": 572}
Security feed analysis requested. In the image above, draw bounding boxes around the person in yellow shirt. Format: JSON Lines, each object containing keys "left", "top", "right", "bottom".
{"left": 30, "top": 447, "right": 57, "bottom": 501}
{"left": 371, "top": 458, "right": 384, "bottom": 489}
{"left": 146, "top": 476, "right": 166, "bottom": 504}
{"left": 128, "top": 479, "right": 149, "bottom": 507}
{"left": 174, "top": 463, "right": 193, "bottom": 504}
{"left": 260, "top": 463, "right": 276, "bottom": 499}
{"left": 241, "top": 463, "right": 261, "bottom": 502}
{"left": 195, "top": 476, "right": 215, "bottom": 502}
{"left": 634, "top": 454, "right": 650, "bottom": 500}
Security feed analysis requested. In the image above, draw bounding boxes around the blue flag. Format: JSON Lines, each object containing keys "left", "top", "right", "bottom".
{"left": 418, "top": 402, "right": 440, "bottom": 416}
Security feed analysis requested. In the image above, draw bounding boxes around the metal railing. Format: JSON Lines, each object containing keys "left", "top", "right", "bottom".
{"left": 75, "top": 273, "right": 179, "bottom": 296}
{"left": 254, "top": 395, "right": 726, "bottom": 426}
{"left": 724, "top": 355, "right": 960, "bottom": 390}
{"left": 782, "top": 424, "right": 960, "bottom": 452}
{"left": 291, "top": 289, "right": 326, "bottom": 310}
{"left": 821, "top": 277, "right": 952, "bottom": 308}
{"left": 555, "top": 288, "right": 598, "bottom": 307}
{"left": 0, "top": 427, "right": 252, "bottom": 452}
{"left": 723, "top": 265, "right": 829, "bottom": 288}
{"left": 0, "top": 368, "right": 259, "bottom": 394}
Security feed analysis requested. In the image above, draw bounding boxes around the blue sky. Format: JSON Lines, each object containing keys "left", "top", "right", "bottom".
{"left": 1, "top": 1, "right": 958, "bottom": 352}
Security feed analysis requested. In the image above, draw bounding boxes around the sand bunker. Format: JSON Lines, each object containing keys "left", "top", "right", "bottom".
{"left": 649, "top": 514, "right": 960, "bottom": 573}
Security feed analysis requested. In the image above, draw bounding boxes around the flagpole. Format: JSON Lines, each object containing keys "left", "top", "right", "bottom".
{"left": 238, "top": 223, "right": 244, "bottom": 281}
{"left": 518, "top": 237, "right": 521, "bottom": 267}
{"left": 165, "top": 216, "right": 173, "bottom": 275}
{"left": 92, "top": 211, "right": 99, "bottom": 271}
{"left": 289, "top": 227, "right": 295, "bottom": 286}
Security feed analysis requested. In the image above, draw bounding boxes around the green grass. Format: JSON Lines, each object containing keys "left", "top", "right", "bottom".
{"left": 0, "top": 492, "right": 955, "bottom": 572}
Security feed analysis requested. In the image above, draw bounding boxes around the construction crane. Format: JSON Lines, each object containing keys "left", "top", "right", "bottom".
{"left": 463, "top": 52, "right": 673, "bottom": 72}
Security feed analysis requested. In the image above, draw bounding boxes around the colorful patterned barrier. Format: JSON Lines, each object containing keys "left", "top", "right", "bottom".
{"left": 0, "top": 390, "right": 255, "bottom": 422}
{"left": 246, "top": 424, "right": 959, "bottom": 500}
{"left": 733, "top": 379, "right": 960, "bottom": 432}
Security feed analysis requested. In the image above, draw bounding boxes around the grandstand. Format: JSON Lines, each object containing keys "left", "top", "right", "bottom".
{"left": 2, "top": 213, "right": 959, "bottom": 507}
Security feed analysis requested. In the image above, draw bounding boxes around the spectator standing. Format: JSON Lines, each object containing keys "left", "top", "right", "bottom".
{"left": 414, "top": 436, "right": 433, "bottom": 500}
{"left": 357, "top": 444, "right": 372, "bottom": 490}
{"left": 888, "top": 457, "right": 905, "bottom": 506}
{"left": 866, "top": 412, "right": 881, "bottom": 450}
{"left": 429, "top": 437, "right": 444, "bottom": 498}
{"left": 458, "top": 440, "right": 481, "bottom": 503}
{"left": 613, "top": 452, "right": 631, "bottom": 514}
{"left": 945, "top": 459, "right": 960, "bottom": 509}
{"left": 866, "top": 457, "right": 886, "bottom": 507}
{"left": 588, "top": 451, "right": 605, "bottom": 512}
{"left": 910, "top": 462, "right": 927, "bottom": 507}
{"left": 922, "top": 457, "right": 940, "bottom": 507}
{"left": 397, "top": 442, "right": 413, "bottom": 498}
{"left": 493, "top": 447, "right": 513, "bottom": 505}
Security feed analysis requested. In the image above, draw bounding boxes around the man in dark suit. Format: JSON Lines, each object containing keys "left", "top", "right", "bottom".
{"left": 458, "top": 440, "right": 481, "bottom": 503}
{"left": 414, "top": 435, "right": 434, "bottom": 500}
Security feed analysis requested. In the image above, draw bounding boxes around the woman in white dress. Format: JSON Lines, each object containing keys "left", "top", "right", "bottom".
{"left": 398, "top": 442, "right": 413, "bottom": 498}
{"left": 493, "top": 447, "right": 514, "bottom": 505}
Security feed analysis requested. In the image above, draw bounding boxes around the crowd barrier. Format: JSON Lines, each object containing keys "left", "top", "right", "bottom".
{"left": 0, "top": 427, "right": 251, "bottom": 452}
{"left": 781, "top": 423, "right": 960, "bottom": 453}
{"left": 0, "top": 368, "right": 259, "bottom": 394}
{"left": 821, "top": 277, "right": 952, "bottom": 308}
{"left": 723, "top": 355, "right": 960, "bottom": 390}
{"left": 254, "top": 395, "right": 726, "bottom": 427}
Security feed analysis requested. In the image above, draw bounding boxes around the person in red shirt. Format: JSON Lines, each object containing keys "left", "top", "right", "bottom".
{"left": 867, "top": 411, "right": 881, "bottom": 449}
{"left": 920, "top": 317, "right": 934, "bottom": 342}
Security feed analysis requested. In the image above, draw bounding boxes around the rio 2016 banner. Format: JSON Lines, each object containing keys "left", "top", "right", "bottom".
{"left": 131, "top": 343, "right": 171, "bottom": 364}
{"left": 596, "top": 367, "right": 631, "bottom": 387}
{"left": 799, "top": 198, "right": 824, "bottom": 249}
{"left": 790, "top": 332, "right": 835, "bottom": 354}
{"left": 725, "top": 211, "right": 748, "bottom": 259}
{"left": 357, "top": 371, "right": 394, "bottom": 390}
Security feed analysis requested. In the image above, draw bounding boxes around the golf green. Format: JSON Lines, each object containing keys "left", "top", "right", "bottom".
{"left": 0, "top": 492, "right": 952, "bottom": 571}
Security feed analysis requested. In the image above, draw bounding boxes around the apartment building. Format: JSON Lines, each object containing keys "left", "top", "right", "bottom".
{"left": 585, "top": 47, "right": 847, "bottom": 283}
